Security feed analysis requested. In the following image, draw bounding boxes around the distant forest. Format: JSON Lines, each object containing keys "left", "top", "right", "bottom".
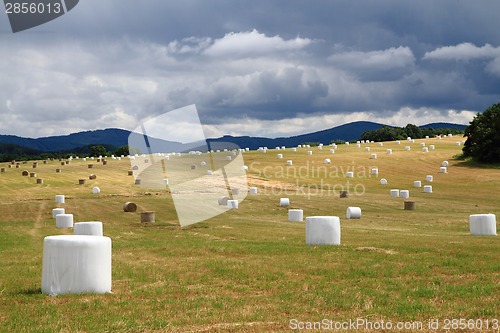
{"left": 361, "top": 124, "right": 464, "bottom": 142}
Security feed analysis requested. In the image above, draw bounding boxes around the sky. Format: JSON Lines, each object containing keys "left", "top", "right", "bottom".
{"left": 1, "top": 0, "right": 500, "bottom": 139}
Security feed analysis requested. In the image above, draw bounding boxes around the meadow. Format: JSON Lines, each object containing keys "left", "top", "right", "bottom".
{"left": 0, "top": 135, "right": 498, "bottom": 332}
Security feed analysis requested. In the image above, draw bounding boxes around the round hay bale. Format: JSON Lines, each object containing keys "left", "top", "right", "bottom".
{"left": 36, "top": 178, "right": 44, "bottom": 184}
{"left": 340, "top": 190, "right": 349, "bottom": 198}
{"left": 386, "top": 149, "right": 392, "bottom": 154}
{"left": 469, "top": 214, "right": 497, "bottom": 236}
{"left": 413, "top": 181, "right": 421, "bottom": 188}
{"left": 287, "top": 160, "right": 293, "bottom": 166}
{"left": 52, "top": 208, "right": 65, "bottom": 218}
{"left": 65, "top": 161, "right": 69, "bottom": 165}
{"left": 423, "top": 185, "right": 433, "bottom": 193}
{"left": 207, "top": 170, "right": 213, "bottom": 175}
{"left": 78, "top": 179, "right": 86, "bottom": 185}
{"left": 405, "top": 146, "right": 411, "bottom": 151}
{"left": 390, "top": 189, "right": 400, "bottom": 197}
{"left": 442, "top": 161, "right": 449, "bottom": 167}
{"left": 218, "top": 196, "right": 229, "bottom": 206}
{"left": 324, "top": 158, "right": 331, "bottom": 164}
{"left": 404, "top": 201, "right": 416, "bottom": 211}
{"left": 280, "top": 198, "right": 290, "bottom": 206}
{"left": 132, "top": 165, "right": 139, "bottom": 170}
{"left": 249, "top": 187, "right": 258, "bottom": 195}
{"left": 346, "top": 171, "right": 354, "bottom": 178}
{"left": 277, "top": 154, "right": 283, "bottom": 159}
{"left": 102, "top": 160, "right": 107, "bottom": 165}
{"left": 144, "top": 159, "right": 149, "bottom": 164}
{"left": 32, "top": 164, "right": 37, "bottom": 168}
{"left": 305, "top": 216, "right": 341, "bottom": 245}
{"left": 371, "top": 168, "right": 378, "bottom": 175}
{"left": 56, "top": 214, "right": 73, "bottom": 228}
{"left": 346, "top": 207, "right": 362, "bottom": 219}
{"left": 55, "top": 195, "right": 65, "bottom": 204}
{"left": 135, "top": 179, "right": 141, "bottom": 185}
{"left": 400, "top": 190, "right": 410, "bottom": 199}
{"left": 1, "top": 167, "right": 6, "bottom": 172}
{"left": 22, "top": 170, "right": 29, "bottom": 176}
{"left": 74, "top": 222, "right": 103, "bottom": 236}
{"left": 380, "top": 178, "right": 388, "bottom": 185}
{"left": 61, "top": 162, "right": 65, "bottom": 166}
{"left": 15, "top": 165, "right": 20, "bottom": 169}
{"left": 89, "top": 174, "right": 97, "bottom": 180}
{"left": 123, "top": 202, "right": 138, "bottom": 212}
{"left": 55, "top": 168, "right": 61, "bottom": 173}
{"left": 30, "top": 172, "right": 37, "bottom": 178}
{"left": 231, "top": 188, "right": 239, "bottom": 196}
{"left": 128, "top": 170, "right": 133, "bottom": 176}
{"left": 227, "top": 200, "right": 238, "bottom": 209}
{"left": 190, "top": 164, "right": 197, "bottom": 170}
{"left": 91, "top": 187, "right": 100, "bottom": 194}
{"left": 140, "top": 211, "right": 155, "bottom": 223}
{"left": 288, "top": 209, "right": 304, "bottom": 222}
{"left": 365, "top": 147, "right": 371, "bottom": 152}
{"left": 88, "top": 164, "right": 94, "bottom": 169}
{"left": 426, "top": 175, "right": 433, "bottom": 182}
{"left": 370, "top": 153, "right": 377, "bottom": 159}
{"left": 307, "top": 151, "right": 313, "bottom": 155}
{"left": 440, "top": 167, "right": 447, "bottom": 173}
{"left": 43, "top": 160, "right": 47, "bottom": 164}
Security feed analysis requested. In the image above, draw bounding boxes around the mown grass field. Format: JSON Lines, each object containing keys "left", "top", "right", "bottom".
{"left": 0, "top": 136, "right": 499, "bottom": 332}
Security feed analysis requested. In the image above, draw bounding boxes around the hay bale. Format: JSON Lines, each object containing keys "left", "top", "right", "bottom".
{"left": 390, "top": 189, "right": 400, "bottom": 197}
{"left": 140, "top": 212, "right": 155, "bottom": 223}
{"left": 74, "top": 222, "right": 103, "bottom": 236}
{"left": 400, "top": 190, "right": 410, "bottom": 199}
{"left": 440, "top": 167, "right": 447, "bottom": 173}
{"left": 426, "top": 175, "right": 433, "bottom": 182}
{"left": 89, "top": 174, "right": 97, "bottom": 180}
{"left": 386, "top": 149, "right": 392, "bottom": 154}
{"left": 135, "top": 179, "right": 141, "bottom": 185}
{"left": 56, "top": 214, "right": 74, "bottom": 228}
{"left": 287, "top": 160, "right": 293, "bottom": 166}
{"left": 340, "top": 190, "right": 349, "bottom": 198}
{"left": 55, "top": 195, "right": 65, "bottom": 204}
{"left": 227, "top": 200, "right": 238, "bottom": 209}
{"left": 280, "top": 198, "right": 290, "bottom": 207}
{"left": 218, "top": 196, "right": 229, "bottom": 206}
{"left": 231, "top": 188, "right": 239, "bottom": 196}
{"left": 78, "top": 179, "right": 86, "bottom": 185}
{"left": 324, "top": 158, "right": 331, "bottom": 164}
{"left": 371, "top": 168, "right": 378, "bottom": 175}
{"left": 442, "top": 161, "right": 449, "bottom": 167}
{"left": 413, "top": 181, "right": 421, "bottom": 188}
{"left": 404, "top": 201, "right": 416, "bottom": 210}
{"left": 92, "top": 187, "right": 100, "bottom": 194}
{"left": 36, "top": 178, "right": 44, "bottom": 184}
{"left": 277, "top": 154, "right": 283, "bottom": 159}
{"left": 61, "top": 162, "right": 65, "bottom": 166}
{"left": 132, "top": 165, "right": 139, "bottom": 170}
{"left": 422, "top": 147, "right": 429, "bottom": 152}
{"left": 424, "top": 185, "right": 433, "bottom": 193}
{"left": 306, "top": 216, "right": 341, "bottom": 245}
{"left": 288, "top": 209, "right": 304, "bottom": 222}
{"left": 380, "top": 178, "right": 387, "bottom": 185}
{"left": 127, "top": 170, "right": 133, "bottom": 176}
{"left": 88, "top": 164, "right": 94, "bottom": 169}
{"left": 405, "top": 146, "right": 411, "bottom": 151}
{"left": 123, "top": 202, "right": 137, "bottom": 212}
{"left": 29, "top": 172, "right": 36, "bottom": 178}
{"left": 346, "top": 207, "right": 361, "bottom": 219}
{"left": 22, "top": 170, "right": 29, "bottom": 176}
{"left": 163, "top": 179, "right": 169, "bottom": 185}
{"left": 469, "top": 214, "right": 497, "bottom": 236}
{"left": 365, "top": 147, "right": 371, "bottom": 152}
{"left": 55, "top": 168, "right": 61, "bottom": 173}
{"left": 346, "top": 171, "right": 354, "bottom": 178}
{"left": 249, "top": 187, "right": 258, "bottom": 195}
{"left": 190, "top": 164, "right": 197, "bottom": 170}
{"left": 52, "top": 208, "right": 65, "bottom": 218}
{"left": 307, "top": 151, "right": 313, "bottom": 155}
{"left": 370, "top": 153, "right": 377, "bottom": 159}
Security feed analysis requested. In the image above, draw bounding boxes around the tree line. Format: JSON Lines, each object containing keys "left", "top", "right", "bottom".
{"left": 360, "top": 124, "right": 464, "bottom": 142}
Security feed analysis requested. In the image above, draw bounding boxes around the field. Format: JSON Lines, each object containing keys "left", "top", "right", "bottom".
{"left": 0, "top": 136, "right": 499, "bottom": 332}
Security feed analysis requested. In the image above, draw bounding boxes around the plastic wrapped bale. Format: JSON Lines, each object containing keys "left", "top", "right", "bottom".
{"left": 74, "top": 222, "right": 103, "bottom": 236}
{"left": 135, "top": 179, "right": 141, "bottom": 185}
{"left": 414, "top": 181, "right": 422, "bottom": 188}
{"left": 280, "top": 198, "right": 290, "bottom": 207}
{"left": 365, "top": 147, "right": 371, "bottom": 152}
{"left": 440, "top": 167, "right": 447, "bottom": 173}
{"left": 329, "top": 149, "right": 335, "bottom": 154}
{"left": 41, "top": 235, "right": 112, "bottom": 295}
{"left": 390, "top": 189, "right": 400, "bottom": 197}
{"left": 52, "top": 208, "right": 65, "bottom": 219}
{"left": 324, "top": 158, "right": 331, "bottom": 164}
{"left": 307, "top": 151, "right": 313, "bottom": 155}
{"left": 56, "top": 214, "right": 74, "bottom": 228}
{"left": 371, "top": 168, "right": 378, "bottom": 176}
{"left": 370, "top": 154, "right": 377, "bottom": 159}
{"left": 123, "top": 202, "right": 137, "bottom": 212}
{"left": 456, "top": 142, "right": 461, "bottom": 146}
{"left": 292, "top": 148, "right": 297, "bottom": 152}
{"left": 226, "top": 156, "right": 232, "bottom": 161}
{"left": 346, "top": 172, "right": 354, "bottom": 178}
{"left": 231, "top": 188, "right": 239, "bottom": 196}
{"left": 380, "top": 178, "right": 387, "bottom": 185}
{"left": 140, "top": 212, "right": 155, "bottom": 223}
{"left": 277, "top": 154, "right": 283, "bottom": 159}
{"left": 55, "top": 195, "right": 65, "bottom": 204}
{"left": 242, "top": 165, "right": 248, "bottom": 171}
{"left": 404, "top": 201, "right": 416, "bottom": 210}
{"left": 249, "top": 187, "right": 258, "bottom": 195}
{"left": 386, "top": 149, "right": 392, "bottom": 154}
{"left": 422, "top": 147, "right": 429, "bottom": 153}
{"left": 92, "top": 187, "right": 100, "bottom": 194}
{"left": 469, "top": 214, "right": 497, "bottom": 236}
{"left": 207, "top": 170, "right": 213, "bottom": 175}
{"left": 424, "top": 185, "right": 433, "bottom": 193}
{"left": 442, "top": 161, "right": 449, "bottom": 167}
{"left": 400, "top": 190, "right": 410, "bottom": 199}
{"left": 227, "top": 200, "right": 238, "bottom": 209}
{"left": 317, "top": 146, "right": 323, "bottom": 150}
{"left": 218, "top": 196, "right": 229, "bottom": 206}
{"left": 306, "top": 216, "right": 341, "bottom": 245}
{"left": 287, "top": 160, "right": 293, "bottom": 166}
{"left": 346, "top": 207, "right": 361, "bottom": 219}
{"left": 288, "top": 209, "right": 304, "bottom": 222}
{"left": 405, "top": 146, "right": 411, "bottom": 151}
{"left": 430, "top": 145, "right": 435, "bottom": 150}
{"left": 426, "top": 175, "right": 433, "bottom": 182}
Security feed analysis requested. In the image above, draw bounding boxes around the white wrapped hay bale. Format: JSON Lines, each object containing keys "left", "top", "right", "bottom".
{"left": 56, "top": 214, "right": 74, "bottom": 228}
{"left": 396, "top": 140, "right": 401, "bottom": 144}
{"left": 200, "top": 161, "right": 207, "bottom": 166}
{"left": 346, "top": 171, "right": 354, "bottom": 178}
{"left": 440, "top": 167, "right": 447, "bottom": 173}
{"left": 378, "top": 142, "right": 384, "bottom": 147}
{"left": 470, "top": 214, "right": 497, "bottom": 236}
{"left": 380, "top": 178, "right": 388, "bottom": 185}
{"left": 207, "top": 170, "right": 213, "bottom": 175}
{"left": 426, "top": 175, "right": 433, "bottom": 182}
{"left": 365, "top": 147, "right": 371, "bottom": 152}
{"left": 370, "top": 153, "right": 377, "bottom": 159}
{"left": 371, "top": 168, "right": 378, "bottom": 175}
{"left": 218, "top": 196, "right": 229, "bottom": 206}
{"left": 356, "top": 143, "right": 361, "bottom": 148}
{"left": 386, "top": 149, "right": 392, "bottom": 154}
{"left": 227, "top": 200, "right": 239, "bottom": 209}
{"left": 420, "top": 143, "right": 426, "bottom": 147}
{"left": 242, "top": 165, "right": 248, "bottom": 171}
{"left": 324, "top": 158, "right": 331, "bottom": 164}
{"left": 456, "top": 142, "right": 461, "bottom": 146}
{"left": 292, "top": 148, "right": 297, "bottom": 152}
{"left": 92, "top": 187, "right": 100, "bottom": 194}
{"left": 163, "top": 178, "right": 169, "bottom": 185}
{"left": 52, "top": 208, "right": 65, "bottom": 219}
{"left": 42, "top": 235, "right": 112, "bottom": 295}
{"left": 317, "top": 145, "right": 323, "bottom": 150}
{"left": 329, "top": 149, "right": 335, "bottom": 154}
{"left": 405, "top": 146, "right": 411, "bottom": 151}
{"left": 390, "top": 189, "right": 400, "bottom": 197}
{"left": 55, "top": 195, "right": 65, "bottom": 204}
{"left": 307, "top": 151, "right": 313, "bottom": 155}
{"left": 430, "top": 145, "right": 435, "bottom": 150}
{"left": 280, "top": 198, "right": 290, "bottom": 207}
{"left": 400, "top": 190, "right": 410, "bottom": 199}
{"left": 226, "top": 156, "right": 232, "bottom": 161}
{"left": 442, "top": 161, "right": 449, "bottom": 167}
{"left": 74, "top": 222, "right": 103, "bottom": 236}
{"left": 414, "top": 181, "right": 422, "bottom": 188}
{"left": 422, "top": 147, "right": 429, "bottom": 153}
{"left": 346, "top": 207, "right": 361, "bottom": 219}
{"left": 277, "top": 154, "right": 283, "bottom": 159}
{"left": 424, "top": 185, "right": 433, "bottom": 193}
{"left": 249, "top": 187, "right": 258, "bottom": 195}
{"left": 306, "top": 216, "right": 341, "bottom": 245}
{"left": 345, "top": 142, "right": 350, "bottom": 145}
{"left": 288, "top": 209, "right": 303, "bottom": 222}
{"left": 287, "top": 160, "right": 293, "bottom": 166}
{"left": 231, "top": 188, "right": 239, "bottom": 196}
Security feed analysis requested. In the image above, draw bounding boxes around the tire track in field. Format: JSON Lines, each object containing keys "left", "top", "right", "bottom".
{"left": 28, "top": 200, "right": 48, "bottom": 237}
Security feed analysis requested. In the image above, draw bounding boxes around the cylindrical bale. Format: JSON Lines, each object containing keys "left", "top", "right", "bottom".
{"left": 140, "top": 212, "right": 155, "bottom": 223}
{"left": 307, "top": 151, "right": 313, "bottom": 155}
{"left": 102, "top": 160, "right": 107, "bottom": 165}
{"left": 56, "top": 214, "right": 74, "bottom": 228}
{"left": 249, "top": 187, "right": 258, "bottom": 195}
{"left": 218, "top": 196, "right": 229, "bottom": 206}
{"left": 277, "top": 154, "right": 283, "bottom": 159}
{"left": 426, "top": 175, "right": 433, "bottom": 182}
{"left": 371, "top": 168, "right": 378, "bottom": 175}
{"left": 43, "top": 160, "right": 47, "bottom": 164}
{"left": 227, "top": 200, "right": 239, "bottom": 209}
{"left": 340, "top": 190, "right": 349, "bottom": 198}
{"left": 190, "top": 164, "right": 197, "bottom": 170}
{"left": 226, "top": 156, "right": 232, "bottom": 161}
{"left": 52, "top": 208, "right": 65, "bottom": 218}
{"left": 287, "top": 160, "right": 293, "bottom": 166}
{"left": 404, "top": 201, "right": 416, "bottom": 210}
{"left": 306, "top": 216, "right": 341, "bottom": 245}
{"left": 288, "top": 209, "right": 304, "bottom": 222}
{"left": 92, "top": 187, "right": 100, "bottom": 194}
{"left": 280, "top": 198, "right": 290, "bottom": 207}
{"left": 123, "top": 202, "right": 138, "bottom": 212}
{"left": 370, "top": 153, "right": 377, "bottom": 159}
{"left": 1, "top": 168, "right": 5, "bottom": 172}
{"left": 378, "top": 142, "right": 384, "bottom": 146}
{"left": 400, "top": 190, "right": 410, "bottom": 199}
{"left": 440, "top": 167, "right": 447, "bottom": 173}
{"left": 386, "top": 149, "right": 392, "bottom": 154}
{"left": 329, "top": 149, "right": 335, "bottom": 154}
{"left": 163, "top": 178, "right": 169, "bottom": 185}
{"left": 55, "top": 168, "right": 61, "bottom": 173}
{"left": 292, "top": 148, "right": 297, "bottom": 152}
{"left": 324, "top": 158, "right": 331, "bottom": 164}
{"left": 132, "top": 165, "right": 139, "bottom": 170}
{"left": 390, "top": 189, "right": 400, "bottom": 197}
{"left": 346, "top": 171, "right": 354, "bottom": 178}
{"left": 36, "top": 178, "right": 44, "bottom": 184}
{"left": 422, "top": 147, "right": 429, "bottom": 152}
{"left": 231, "top": 188, "right": 239, "bottom": 196}
{"left": 79, "top": 179, "right": 86, "bottom": 185}
{"left": 424, "top": 185, "right": 433, "bottom": 193}
{"left": 22, "top": 170, "right": 29, "bottom": 176}
{"left": 380, "top": 178, "right": 388, "bottom": 185}
{"left": 29, "top": 172, "right": 36, "bottom": 178}
{"left": 32, "top": 164, "right": 37, "bottom": 168}
{"left": 55, "top": 195, "right": 65, "bottom": 204}
{"left": 207, "top": 170, "right": 213, "bottom": 175}
{"left": 15, "top": 165, "right": 20, "bottom": 169}
{"left": 200, "top": 161, "right": 207, "bottom": 166}
{"left": 127, "top": 170, "right": 133, "bottom": 176}
{"left": 442, "top": 161, "right": 449, "bottom": 167}
{"left": 74, "top": 222, "right": 103, "bottom": 236}
{"left": 61, "top": 162, "right": 65, "bottom": 166}
{"left": 346, "top": 207, "right": 361, "bottom": 219}
{"left": 135, "top": 179, "right": 141, "bottom": 185}
{"left": 365, "top": 147, "right": 371, "bottom": 152}
{"left": 88, "top": 164, "right": 94, "bottom": 169}
{"left": 405, "top": 146, "right": 411, "bottom": 151}
{"left": 456, "top": 142, "right": 461, "bottom": 146}
{"left": 413, "top": 181, "right": 422, "bottom": 188}
{"left": 89, "top": 174, "right": 97, "bottom": 180}
{"left": 469, "top": 214, "right": 497, "bottom": 236}
{"left": 317, "top": 145, "right": 323, "bottom": 150}
{"left": 430, "top": 145, "right": 435, "bottom": 150}
{"left": 356, "top": 143, "right": 361, "bottom": 148}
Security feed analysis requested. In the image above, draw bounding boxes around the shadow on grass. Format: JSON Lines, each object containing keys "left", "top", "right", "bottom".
{"left": 453, "top": 155, "right": 500, "bottom": 169}
{"left": 16, "top": 287, "right": 42, "bottom": 295}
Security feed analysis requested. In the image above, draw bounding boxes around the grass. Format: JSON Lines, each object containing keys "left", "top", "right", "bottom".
{"left": 0, "top": 136, "right": 499, "bottom": 332}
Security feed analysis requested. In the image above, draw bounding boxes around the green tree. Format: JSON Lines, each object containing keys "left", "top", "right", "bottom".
{"left": 89, "top": 145, "right": 109, "bottom": 157}
{"left": 115, "top": 145, "right": 130, "bottom": 157}
{"left": 463, "top": 103, "right": 500, "bottom": 163}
